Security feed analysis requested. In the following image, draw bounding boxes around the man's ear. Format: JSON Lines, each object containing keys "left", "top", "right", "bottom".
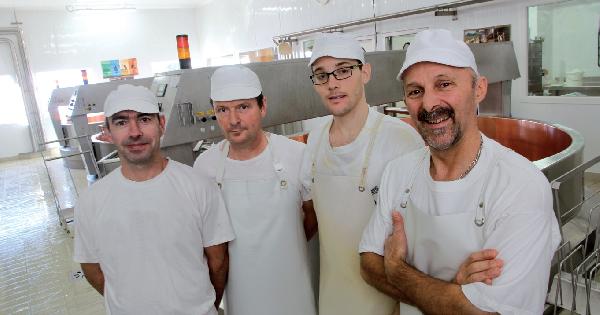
{"left": 260, "top": 96, "right": 268, "bottom": 118}
{"left": 475, "top": 76, "right": 488, "bottom": 104}
{"left": 361, "top": 63, "right": 372, "bottom": 84}
{"left": 158, "top": 114, "right": 166, "bottom": 134}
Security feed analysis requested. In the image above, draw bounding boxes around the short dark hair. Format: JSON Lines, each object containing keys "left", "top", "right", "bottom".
{"left": 210, "top": 93, "right": 264, "bottom": 108}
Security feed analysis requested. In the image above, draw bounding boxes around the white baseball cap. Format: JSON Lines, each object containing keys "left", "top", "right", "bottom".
{"left": 211, "top": 65, "right": 262, "bottom": 101}
{"left": 397, "top": 29, "right": 478, "bottom": 80}
{"left": 103, "top": 84, "right": 159, "bottom": 117}
{"left": 308, "top": 33, "right": 365, "bottom": 68}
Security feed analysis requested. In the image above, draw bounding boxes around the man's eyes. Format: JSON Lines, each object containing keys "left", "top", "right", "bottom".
{"left": 406, "top": 89, "right": 422, "bottom": 97}
{"left": 314, "top": 73, "right": 328, "bottom": 80}
{"left": 335, "top": 68, "right": 351, "bottom": 75}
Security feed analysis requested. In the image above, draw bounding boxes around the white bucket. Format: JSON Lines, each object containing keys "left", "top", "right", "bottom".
{"left": 565, "top": 69, "right": 583, "bottom": 86}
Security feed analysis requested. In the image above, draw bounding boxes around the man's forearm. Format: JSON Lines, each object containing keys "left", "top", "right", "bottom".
{"left": 360, "top": 252, "right": 412, "bottom": 303}
{"left": 386, "top": 259, "right": 496, "bottom": 315}
{"left": 81, "top": 263, "right": 104, "bottom": 295}
{"left": 209, "top": 251, "right": 228, "bottom": 308}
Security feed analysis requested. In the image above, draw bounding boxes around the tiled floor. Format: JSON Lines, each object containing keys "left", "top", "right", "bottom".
{"left": 0, "top": 155, "right": 104, "bottom": 315}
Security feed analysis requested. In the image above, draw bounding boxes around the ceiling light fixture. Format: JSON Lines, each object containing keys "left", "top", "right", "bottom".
{"left": 65, "top": 2, "right": 136, "bottom": 12}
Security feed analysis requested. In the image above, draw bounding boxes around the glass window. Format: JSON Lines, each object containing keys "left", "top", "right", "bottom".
{"left": 528, "top": 0, "right": 600, "bottom": 96}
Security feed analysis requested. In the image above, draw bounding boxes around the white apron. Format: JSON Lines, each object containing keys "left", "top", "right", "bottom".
{"left": 311, "top": 114, "right": 397, "bottom": 315}
{"left": 397, "top": 146, "right": 499, "bottom": 315}
{"left": 217, "top": 137, "right": 316, "bottom": 315}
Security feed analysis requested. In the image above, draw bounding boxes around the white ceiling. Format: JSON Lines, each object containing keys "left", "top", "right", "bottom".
{"left": 0, "top": 0, "right": 214, "bottom": 10}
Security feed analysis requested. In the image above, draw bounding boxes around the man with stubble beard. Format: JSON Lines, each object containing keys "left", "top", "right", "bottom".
{"left": 74, "top": 84, "right": 234, "bottom": 315}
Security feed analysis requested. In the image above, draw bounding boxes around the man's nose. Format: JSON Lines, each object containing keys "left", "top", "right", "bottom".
{"left": 421, "top": 90, "right": 441, "bottom": 111}
{"left": 128, "top": 120, "right": 143, "bottom": 137}
{"left": 228, "top": 110, "right": 240, "bottom": 125}
{"left": 326, "top": 73, "right": 340, "bottom": 90}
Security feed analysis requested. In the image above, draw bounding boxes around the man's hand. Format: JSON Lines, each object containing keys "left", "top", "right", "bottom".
{"left": 454, "top": 249, "right": 503, "bottom": 285}
{"left": 384, "top": 211, "right": 408, "bottom": 278}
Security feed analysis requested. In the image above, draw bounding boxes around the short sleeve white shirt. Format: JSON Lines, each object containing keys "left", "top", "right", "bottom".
{"left": 359, "top": 135, "right": 561, "bottom": 315}
{"left": 74, "top": 160, "right": 235, "bottom": 315}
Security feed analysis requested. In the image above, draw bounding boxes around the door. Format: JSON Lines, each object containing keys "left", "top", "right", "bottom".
{"left": 0, "top": 28, "right": 44, "bottom": 159}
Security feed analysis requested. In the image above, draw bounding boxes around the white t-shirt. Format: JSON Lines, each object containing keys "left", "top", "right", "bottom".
{"left": 194, "top": 133, "right": 309, "bottom": 201}
{"left": 359, "top": 135, "right": 561, "bottom": 315}
{"left": 300, "top": 107, "right": 423, "bottom": 202}
{"left": 73, "top": 159, "right": 235, "bottom": 315}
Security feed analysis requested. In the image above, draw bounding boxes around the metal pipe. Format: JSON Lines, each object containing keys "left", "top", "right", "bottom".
{"left": 39, "top": 134, "right": 93, "bottom": 146}
{"left": 272, "top": 0, "right": 494, "bottom": 43}
{"left": 44, "top": 150, "right": 92, "bottom": 162}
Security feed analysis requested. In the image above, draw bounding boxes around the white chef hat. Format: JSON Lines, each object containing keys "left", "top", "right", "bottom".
{"left": 104, "top": 84, "right": 159, "bottom": 117}
{"left": 308, "top": 33, "right": 365, "bottom": 68}
{"left": 397, "top": 29, "right": 478, "bottom": 80}
{"left": 210, "top": 65, "right": 262, "bottom": 101}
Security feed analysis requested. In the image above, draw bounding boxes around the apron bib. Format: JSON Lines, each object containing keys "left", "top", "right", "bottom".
{"left": 217, "top": 137, "right": 316, "bottom": 315}
{"left": 311, "top": 115, "right": 396, "bottom": 315}
{"left": 397, "top": 145, "right": 499, "bottom": 315}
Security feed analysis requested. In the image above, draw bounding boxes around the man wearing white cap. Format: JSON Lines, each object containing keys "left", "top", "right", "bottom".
{"left": 73, "top": 84, "right": 235, "bottom": 315}
{"left": 299, "top": 33, "right": 423, "bottom": 315}
{"left": 360, "top": 29, "right": 561, "bottom": 314}
{"left": 194, "top": 65, "right": 317, "bottom": 315}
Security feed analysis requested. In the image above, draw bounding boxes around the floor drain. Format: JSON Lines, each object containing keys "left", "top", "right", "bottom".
{"left": 71, "top": 270, "right": 86, "bottom": 281}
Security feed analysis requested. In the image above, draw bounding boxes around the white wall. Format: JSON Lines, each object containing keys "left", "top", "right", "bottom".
{"left": 0, "top": 8, "right": 200, "bottom": 145}
{"left": 0, "top": 8, "right": 200, "bottom": 82}
{"left": 194, "top": 0, "right": 600, "bottom": 170}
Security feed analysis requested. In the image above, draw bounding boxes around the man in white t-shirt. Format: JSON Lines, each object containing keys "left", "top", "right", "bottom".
{"left": 73, "top": 84, "right": 235, "bottom": 315}
{"left": 359, "top": 29, "right": 561, "bottom": 314}
{"left": 299, "top": 33, "right": 424, "bottom": 315}
{"left": 193, "top": 65, "right": 317, "bottom": 315}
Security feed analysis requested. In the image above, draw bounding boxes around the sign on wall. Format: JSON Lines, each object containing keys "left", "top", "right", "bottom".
{"left": 101, "top": 58, "right": 138, "bottom": 79}
{"left": 464, "top": 25, "right": 511, "bottom": 44}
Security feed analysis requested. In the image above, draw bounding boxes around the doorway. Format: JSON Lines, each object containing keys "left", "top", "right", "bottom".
{"left": 0, "top": 28, "right": 44, "bottom": 159}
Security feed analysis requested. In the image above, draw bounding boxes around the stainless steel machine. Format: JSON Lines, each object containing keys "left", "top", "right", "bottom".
{"left": 152, "top": 41, "right": 521, "bottom": 165}
{"left": 47, "top": 86, "right": 80, "bottom": 168}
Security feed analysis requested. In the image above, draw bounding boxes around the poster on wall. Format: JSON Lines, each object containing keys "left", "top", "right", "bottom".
{"left": 464, "top": 25, "right": 511, "bottom": 44}
{"left": 303, "top": 40, "right": 315, "bottom": 58}
{"left": 101, "top": 58, "right": 138, "bottom": 79}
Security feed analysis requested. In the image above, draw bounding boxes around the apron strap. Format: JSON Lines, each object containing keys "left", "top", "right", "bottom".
{"left": 217, "top": 133, "right": 286, "bottom": 190}
{"left": 474, "top": 135, "right": 506, "bottom": 227}
{"left": 216, "top": 141, "right": 229, "bottom": 189}
{"left": 311, "top": 112, "right": 384, "bottom": 192}
{"left": 358, "top": 113, "right": 385, "bottom": 192}
{"left": 267, "top": 133, "right": 289, "bottom": 190}
{"left": 311, "top": 118, "right": 333, "bottom": 183}
{"left": 400, "top": 149, "right": 428, "bottom": 209}
{"left": 400, "top": 134, "right": 498, "bottom": 228}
